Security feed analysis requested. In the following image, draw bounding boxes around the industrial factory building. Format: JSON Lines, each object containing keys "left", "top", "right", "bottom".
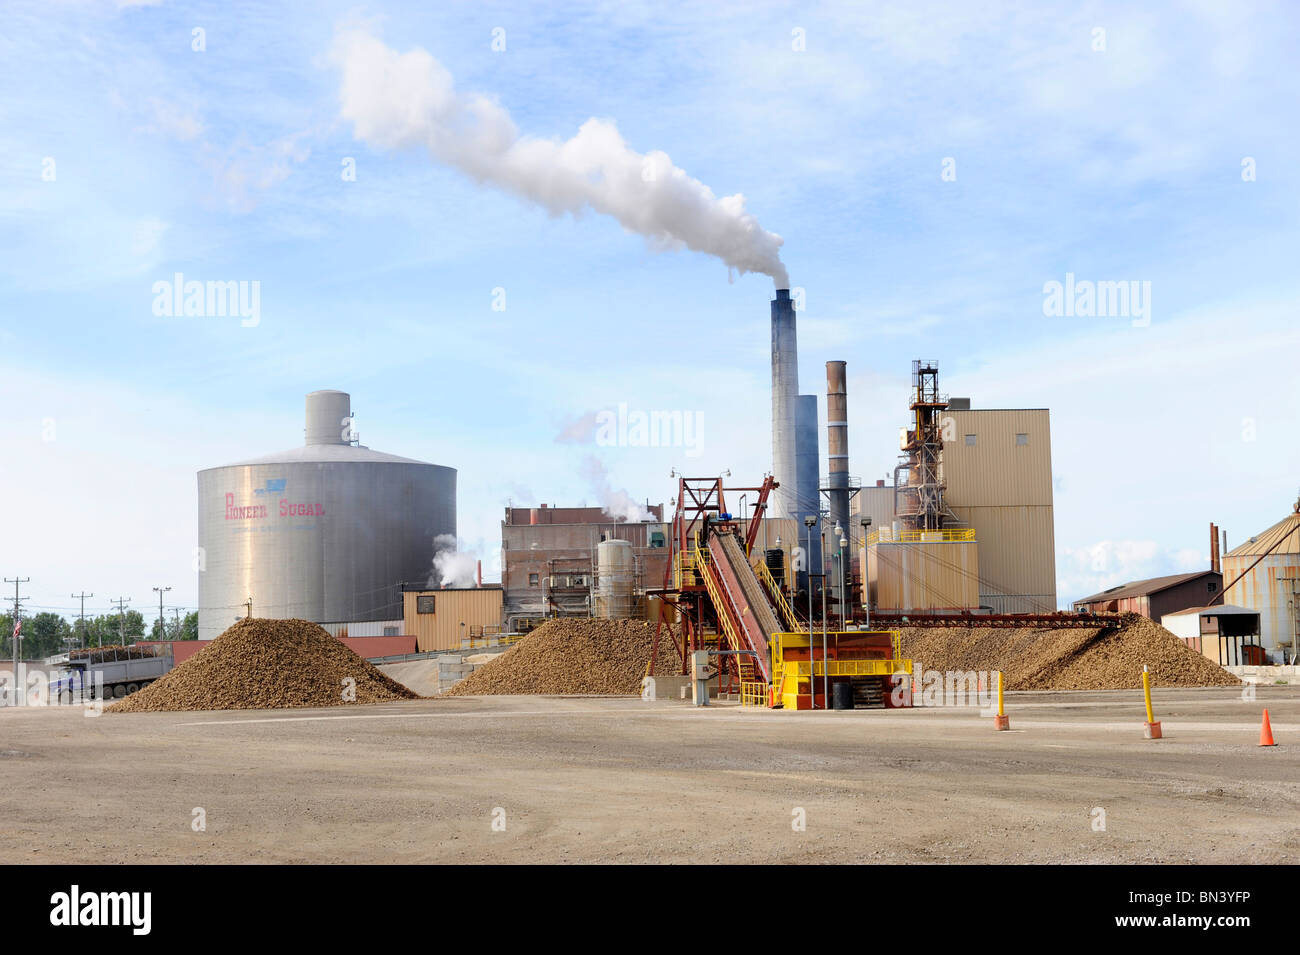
{"left": 1073, "top": 571, "right": 1224, "bottom": 620}
{"left": 849, "top": 361, "right": 1059, "bottom": 616}
{"left": 197, "top": 391, "right": 456, "bottom": 640}
{"left": 500, "top": 504, "right": 670, "bottom": 631}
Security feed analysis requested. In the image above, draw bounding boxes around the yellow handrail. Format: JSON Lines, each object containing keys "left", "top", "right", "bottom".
{"left": 753, "top": 559, "right": 800, "bottom": 632}
{"left": 865, "top": 527, "right": 975, "bottom": 545}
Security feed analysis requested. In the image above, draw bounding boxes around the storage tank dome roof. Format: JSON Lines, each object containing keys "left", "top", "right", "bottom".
{"left": 199, "top": 390, "right": 450, "bottom": 471}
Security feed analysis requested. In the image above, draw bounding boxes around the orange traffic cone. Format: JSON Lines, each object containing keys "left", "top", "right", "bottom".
{"left": 1260, "top": 709, "right": 1277, "bottom": 747}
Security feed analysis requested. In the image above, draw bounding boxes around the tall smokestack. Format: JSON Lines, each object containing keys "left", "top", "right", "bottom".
{"left": 1210, "top": 522, "right": 1220, "bottom": 574}
{"left": 771, "top": 289, "right": 799, "bottom": 522}
{"left": 771, "top": 289, "right": 821, "bottom": 596}
{"left": 827, "top": 361, "right": 851, "bottom": 615}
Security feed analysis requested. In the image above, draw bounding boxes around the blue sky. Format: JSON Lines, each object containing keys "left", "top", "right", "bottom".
{"left": 2, "top": 0, "right": 1297, "bottom": 622}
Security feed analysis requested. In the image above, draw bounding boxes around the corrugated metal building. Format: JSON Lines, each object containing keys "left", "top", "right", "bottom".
{"left": 866, "top": 530, "right": 980, "bottom": 612}
{"left": 939, "top": 408, "right": 1057, "bottom": 612}
{"left": 1221, "top": 502, "right": 1300, "bottom": 663}
{"left": 402, "top": 587, "right": 503, "bottom": 652}
{"left": 1072, "top": 571, "right": 1222, "bottom": 620}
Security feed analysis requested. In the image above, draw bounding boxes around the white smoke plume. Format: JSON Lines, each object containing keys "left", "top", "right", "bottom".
{"left": 580, "top": 455, "right": 649, "bottom": 523}
{"left": 430, "top": 533, "right": 479, "bottom": 588}
{"left": 331, "top": 27, "right": 789, "bottom": 286}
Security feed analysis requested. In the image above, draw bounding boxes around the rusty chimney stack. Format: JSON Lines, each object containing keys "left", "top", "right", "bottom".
{"left": 1210, "top": 522, "right": 1220, "bottom": 574}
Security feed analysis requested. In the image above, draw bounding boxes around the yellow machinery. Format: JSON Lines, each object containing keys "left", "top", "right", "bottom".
{"left": 742, "top": 629, "right": 913, "bottom": 710}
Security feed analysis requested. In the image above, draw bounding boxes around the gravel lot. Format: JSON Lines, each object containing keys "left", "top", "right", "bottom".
{"left": 3, "top": 687, "right": 1297, "bottom": 864}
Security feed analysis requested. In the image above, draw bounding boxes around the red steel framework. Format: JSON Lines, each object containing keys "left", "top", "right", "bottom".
{"left": 648, "top": 475, "right": 779, "bottom": 688}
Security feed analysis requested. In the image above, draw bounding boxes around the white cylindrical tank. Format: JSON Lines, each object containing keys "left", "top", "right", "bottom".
{"left": 596, "top": 539, "right": 635, "bottom": 619}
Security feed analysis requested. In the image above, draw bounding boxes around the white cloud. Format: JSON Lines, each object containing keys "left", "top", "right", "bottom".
{"left": 142, "top": 98, "right": 203, "bottom": 142}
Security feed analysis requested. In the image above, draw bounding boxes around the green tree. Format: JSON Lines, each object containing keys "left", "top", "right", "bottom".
{"left": 85, "top": 610, "right": 146, "bottom": 647}
{"left": 0, "top": 612, "right": 72, "bottom": 659}
{"left": 148, "top": 611, "right": 198, "bottom": 641}
{"left": 27, "top": 612, "right": 73, "bottom": 659}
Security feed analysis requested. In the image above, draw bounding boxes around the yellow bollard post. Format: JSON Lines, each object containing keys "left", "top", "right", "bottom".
{"left": 1142, "top": 666, "right": 1162, "bottom": 739}
{"left": 994, "top": 669, "right": 1010, "bottom": 731}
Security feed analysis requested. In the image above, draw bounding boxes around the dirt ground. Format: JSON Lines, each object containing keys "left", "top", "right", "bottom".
{"left": 3, "top": 687, "right": 1298, "bottom": 864}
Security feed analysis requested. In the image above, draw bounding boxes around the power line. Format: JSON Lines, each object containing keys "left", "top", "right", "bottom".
{"left": 152, "top": 586, "right": 172, "bottom": 639}
{"left": 111, "top": 597, "right": 132, "bottom": 647}
{"left": 5, "top": 576, "right": 31, "bottom": 707}
{"left": 71, "top": 591, "right": 93, "bottom": 649}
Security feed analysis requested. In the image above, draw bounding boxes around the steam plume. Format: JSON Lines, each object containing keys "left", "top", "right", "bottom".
{"left": 331, "top": 28, "right": 789, "bottom": 286}
{"left": 430, "top": 533, "right": 478, "bottom": 588}
{"left": 580, "top": 456, "right": 649, "bottom": 523}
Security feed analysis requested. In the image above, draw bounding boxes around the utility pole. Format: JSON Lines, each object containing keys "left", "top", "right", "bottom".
{"left": 5, "top": 577, "right": 31, "bottom": 707}
{"left": 112, "top": 597, "right": 132, "bottom": 647}
{"left": 71, "top": 591, "right": 93, "bottom": 649}
{"left": 152, "top": 586, "right": 172, "bottom": 641}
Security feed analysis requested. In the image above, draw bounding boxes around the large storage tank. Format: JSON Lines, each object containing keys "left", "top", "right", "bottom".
{"left": 595, "top": 539, "right": 635, "bottom": 618}
{"left": 197, "top": 390, "right": 456, "bottom": 639}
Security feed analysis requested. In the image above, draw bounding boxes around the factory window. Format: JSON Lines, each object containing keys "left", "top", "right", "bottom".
{"left": 1016, "top": 433, "right": 1029, "bottom": 446}
{"left": 417, "top": 595, "right": 436, "bottom": 614}
{"left": 964, "top": 434, "right": 977, "bottom": 446}
{"left": 1208, "top": 581, "right": 1218, "bottom": 593}
{"left": 383, "top": 626, "right": 399, "bottom": 637}
{"left": 529, "top": 573, "right": 539, "bottom": 587}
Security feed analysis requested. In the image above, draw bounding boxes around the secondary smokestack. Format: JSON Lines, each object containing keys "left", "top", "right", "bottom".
{"left": 305, "top": 390, "right": 351, "bottom": 446}
{"left": 827, "top": 361, "right": 851, "bottom": 614}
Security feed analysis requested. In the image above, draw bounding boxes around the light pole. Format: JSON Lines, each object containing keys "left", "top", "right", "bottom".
{"left": 837, "top": 522, "right": 847, "bottom": 628}
{"left": 860, "top": 517, "right": 873, "bottom": 629}
{"left": 803, "top": 515, "right": 816, "bottom": 707}
{"left": 820, "top": 528, "right": 828, "bottom": 709}
{"left": 838, "top": 533, "right": 848, "bottom": 631}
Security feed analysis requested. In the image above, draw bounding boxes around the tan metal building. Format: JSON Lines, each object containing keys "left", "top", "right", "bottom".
{"left": 1220, "top": 501, "right": 1300, "bottom": 663}
{"left": 866, "top": 529, "right": 980, "bottom": 612}
{"left": 402, "top": 587, "right": 503, "bottom": 652}
{"left": 939, "top": 407, "right": 1057, "bottom": 612}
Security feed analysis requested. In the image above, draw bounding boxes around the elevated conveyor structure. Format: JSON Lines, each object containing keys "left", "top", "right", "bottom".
{"left": 649, "top": 475, "right": 912, "bottom": 709}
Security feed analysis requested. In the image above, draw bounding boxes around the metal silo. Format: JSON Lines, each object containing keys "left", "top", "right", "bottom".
{"left": 197, "top": 391, "right": 456, "bottom": 639}
{"left": 595, "top": 539, "right": 635, "bottom": 619}
{"left": 1221, "top": 499, "right": 1300, "bottom": 664}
